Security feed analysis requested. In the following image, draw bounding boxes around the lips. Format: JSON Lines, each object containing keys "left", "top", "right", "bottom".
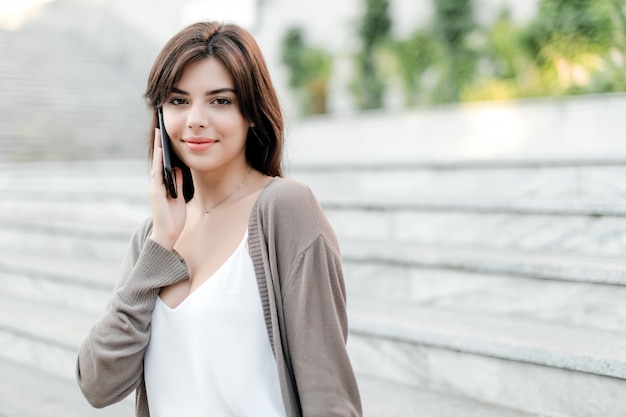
{"left": 184, "top": 137, "right": 216, "bottom": 152}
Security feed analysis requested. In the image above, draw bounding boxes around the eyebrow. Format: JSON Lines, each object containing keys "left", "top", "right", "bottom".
{"left": 170, "top": 87, "right": 236, "bottom": 96}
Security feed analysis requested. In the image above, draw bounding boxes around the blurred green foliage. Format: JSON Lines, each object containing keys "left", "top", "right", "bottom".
{"left": 350, "top": 0, "right": 392, "bottom": 110}
{"left": 281, "top": 0, "right": 626, "bottom": 113}
{"left": 281, "top": 27, "right": 333, "bottom": 115}
{"left": 431, "top": 0, "right": 626, "bottom": 104}
{"left": 432, "top": 0, "right": 477, "bottom": 103}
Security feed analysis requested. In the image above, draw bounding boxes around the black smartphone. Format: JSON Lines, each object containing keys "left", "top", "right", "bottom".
{"left": 157, "top": 106, "right": 178, "bottom": 199}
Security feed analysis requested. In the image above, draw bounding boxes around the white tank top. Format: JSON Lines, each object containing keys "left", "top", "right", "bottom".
{"left": 144, "top": 231, "right": 286, "bottom": 417}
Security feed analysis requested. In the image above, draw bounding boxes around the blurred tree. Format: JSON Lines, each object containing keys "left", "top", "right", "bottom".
{"left": 522, "top": 0, "right": 616, "bottom": 95}
{"left": 432, "top": 0, "right": 478, "bottom": 103}
{"left": 281, "top": 27, "right": 333, "bottom": 115}
{"left": 462, "top": 0, "right": 626, "bottom": 102}
{"left": 281, "top": 0, "right": 626, "bottom": 114}
{"left": 389, "top": 29, "right": 439, "bottom": 106}
{"left": 462, "top": 7, "right": 535, "bottom": 101}
{"left": 351, "top": 0, "right": 391, "bottom": 109}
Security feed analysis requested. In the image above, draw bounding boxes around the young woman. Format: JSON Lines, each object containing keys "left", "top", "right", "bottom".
{"left": 76, "top": 21, "right": 362, "bottom": 417}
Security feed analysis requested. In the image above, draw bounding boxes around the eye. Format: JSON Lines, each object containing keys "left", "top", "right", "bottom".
{"left": 212, "top": 97, "right": 232, "bottom": 106}
{"left": 169, "top": 97, "right": 188, "bottom": 106}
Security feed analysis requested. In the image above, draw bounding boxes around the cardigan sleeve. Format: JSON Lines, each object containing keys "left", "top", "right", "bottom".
{"left": 281, "top": 234, "right": 362, "bottom": 417}
{"left": 263, "top": 180, "right": 362, "bottom": 417}
{"left": 76, "top": 219, "right": 189, "bottom": 408}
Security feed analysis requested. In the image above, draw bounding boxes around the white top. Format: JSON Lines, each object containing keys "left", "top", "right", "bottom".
{"left": 144, "top": 231, "right": 286, "bottom": 417}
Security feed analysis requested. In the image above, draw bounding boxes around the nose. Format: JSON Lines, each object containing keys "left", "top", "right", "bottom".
{"left": 187, "top": 103, "right": 209, "bottom": 129}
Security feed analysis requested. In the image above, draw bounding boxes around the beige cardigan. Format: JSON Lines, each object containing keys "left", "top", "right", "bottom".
{"left": 76, "top": 177, "right": 362, "bottom": 417}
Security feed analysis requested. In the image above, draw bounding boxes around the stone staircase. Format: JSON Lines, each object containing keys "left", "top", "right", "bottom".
{"left": 0, "top": 161, "right": 148, "bottom": 416}
{"left": 2, "top": 151, "right": 626, "bottom": 416}
{"left": 291, "top": 157, "right": 626, "bottom": 417}
{"left": 0, "top": 0, "right": 158, "bottom": 162}
{"left": 0, "top": 158, "right": 549, "bottom": 417}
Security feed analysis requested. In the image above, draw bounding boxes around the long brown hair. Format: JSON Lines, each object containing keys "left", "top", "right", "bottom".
{"left": 144, "top": 21, "right": 284, "bottom": 201}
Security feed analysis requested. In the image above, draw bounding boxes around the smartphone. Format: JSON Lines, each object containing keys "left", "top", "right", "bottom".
{"left": 157, "top": 107, "right": 178, "bottom": 199}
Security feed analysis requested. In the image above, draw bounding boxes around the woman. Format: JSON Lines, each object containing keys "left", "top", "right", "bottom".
{"left": 76, "top": 21, "right": 362, "bottom": 417}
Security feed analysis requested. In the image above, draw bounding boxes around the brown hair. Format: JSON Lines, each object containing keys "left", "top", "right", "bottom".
{"left": 144, "top": 21, "right": 284, "bottom": 200}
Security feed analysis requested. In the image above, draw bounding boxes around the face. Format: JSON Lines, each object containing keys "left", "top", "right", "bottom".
{"left": 161, "top": 57, "right": 252, "bottom": 174}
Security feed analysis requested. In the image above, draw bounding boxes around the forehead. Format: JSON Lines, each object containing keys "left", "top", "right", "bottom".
{"left": 176, "top": 57, "right": 234, "bottom": 90}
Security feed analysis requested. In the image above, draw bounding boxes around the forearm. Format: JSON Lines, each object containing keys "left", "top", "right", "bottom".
{"left": 76, "top": 238, "right": 188, "bottom": 408}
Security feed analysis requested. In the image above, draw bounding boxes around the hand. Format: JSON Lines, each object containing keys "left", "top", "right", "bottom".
{"left": 148, "top": 128, "right": 186, "bottom": 250}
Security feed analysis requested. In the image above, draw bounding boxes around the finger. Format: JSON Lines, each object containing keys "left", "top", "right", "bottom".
{"left": 174, "top": 167, "right": 184, "bottom": 199}
{"left": 152, "top": 128, "right": 164, "bottom": 181}
{"left": 155, "top": 127, "right": 163, "bottom": 149}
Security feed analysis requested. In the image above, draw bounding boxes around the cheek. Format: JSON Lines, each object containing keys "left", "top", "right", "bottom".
{"left": 164, "top": 115, "right": 186, "bottom": 139}
{"left": 217, "top": 116, "right": 250, "bottom": 141}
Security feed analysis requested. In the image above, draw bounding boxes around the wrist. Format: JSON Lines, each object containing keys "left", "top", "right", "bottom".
{"left": 149, "top": 232, "right": 176, "bottom": 251}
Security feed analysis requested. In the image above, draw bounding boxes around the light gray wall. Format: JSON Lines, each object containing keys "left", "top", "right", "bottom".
{"left": 284, "top": 93, "right": 626, "bottom": 166}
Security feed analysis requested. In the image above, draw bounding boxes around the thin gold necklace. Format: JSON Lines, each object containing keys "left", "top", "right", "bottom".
{"left": 195, "top": 167, "right": 252, "bottom": 214}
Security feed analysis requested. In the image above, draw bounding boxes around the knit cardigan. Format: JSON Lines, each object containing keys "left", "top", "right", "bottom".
{"left": 76, "top": 177, "right": 363, "bottom": 417}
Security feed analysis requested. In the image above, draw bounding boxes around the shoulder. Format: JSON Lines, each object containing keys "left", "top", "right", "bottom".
{"left": 257, "top": 177, "right": 318, "bottom": 213}
{"left": 254, "top": 177, "right": 339, "bottom": 251}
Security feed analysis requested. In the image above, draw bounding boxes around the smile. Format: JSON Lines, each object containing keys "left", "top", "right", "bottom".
{"left": 184, "top": 137, "right": 217, "bottom": 151}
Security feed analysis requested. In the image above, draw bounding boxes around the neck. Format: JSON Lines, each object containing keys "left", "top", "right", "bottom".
{"left": 191, "top": 164, "right": 253, "bottom": 211}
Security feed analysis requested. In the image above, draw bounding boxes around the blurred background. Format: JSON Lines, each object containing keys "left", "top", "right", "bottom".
{"left": 1, "top": 0, "right": 626, "bottom": 416}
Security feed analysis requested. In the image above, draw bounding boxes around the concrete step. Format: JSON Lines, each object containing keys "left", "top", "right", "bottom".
{"left": 0, "top": 358, "right": 133, "bottom": 417}
{"left": 291, "top": 158, "right": 626, "bottom": 204}
{"left": 326, "top": 204, "right": 626, "bottom": 257}
{"left": 0, "top": 292, "right": 92, "bottom": 381}
{"left": 5, "top": 169, "right": 626, "bottom": 259}
{"left": 0, "top": 197, "right": 148, "bottom": 226}
{"left": 6, "top": 182, "right": 626, "bottom": 254}
{"left": 7, "top": 158, "right": 626, "bottom": 207}
{"left": 0, "top": 356, "right": 539, "bottom": 417}
{"left": 0, "top": 160, "right": 149, "bottom": 198}
{"left": 344, "top": 259, "right": 626, "bottom": 334}
{"left": 0, "top": 293, "right": 544, "bottom": 417}
{"left": 348, "top": 297, "right": 626, "bottom": 417}
{"left": 0, "top": 219, "right": 132, "bottom": 262}
{"left": 0, "top": 250, "right": 116, "bottom": 314}
{"left": 357, "top": 374, "right": 545, "bottom": 417}
{"left": 342, "top": 240, "right": 626, "bottom": 286}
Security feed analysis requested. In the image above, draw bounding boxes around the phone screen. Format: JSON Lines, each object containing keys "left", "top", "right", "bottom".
{"left": 157, "top": 107, "right": 178, "bottom": 199}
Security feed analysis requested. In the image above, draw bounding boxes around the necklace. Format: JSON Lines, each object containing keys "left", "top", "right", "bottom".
{"left": 196, "top": 167, "right": 252, "bottom": 214}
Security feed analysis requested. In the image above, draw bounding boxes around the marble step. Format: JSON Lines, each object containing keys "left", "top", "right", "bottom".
{"left": 342, "top": 240, "right": 626, "bottom": 286}
{"left": 357, "top": 374, "right": 545, "bottom": 417}
{"left": 5, "top": 159, "right": 626, "bottom": 205}
{"left": 5, "top": 212, "right": 626, "bottom": 285}
{"left": 0, "top": 189, "right": 149, "bottom": 227}
{"left": 0, "top": 359, "right": 540, "bottom": 417}
{"left": 347, "top": 297, "right": 626, "bottom": 417}
{"left": 0, "top": 224, "right": 626, "bottom": 310}
{"left": 0, "top": 293, "right": 95, "bottom": 382}
{"left": 0, "top": 220, "right": 133, "bottom": 262}
{"left": 5, "top": 238, "right": 625, "bottom": 334}
{"left": 4, "top": 237, "right": 624, "bottom": 334}
{"left": 325, "top": 204, "right": 626, "bottom": 257}
{"left": 0, "top": 250, "right": 117, "bottom": 314}
{"left": 4, "top": 168, "right": 626, "bottom": 258}
{"left": 344, "top": 262, "right": 626, "bottom": 334}
{"left": 0, "top": 358, "right": 133, "bottom": 417}
{"left": 5, "top": 196, "right": 626, "bottom": 260}
{"left": 0, "top": 294, "right": 543, "bottom": 417}
{"left": 291, "top": 160, "right": 626, "bottom": 204}
{"left": 5, "top": 158, "right": 626, "bottom": 200}
{"left": 0, "top": 160, "right": 148, "bottom": 183}
{"left": 0, "top": 197, "right": 149, "bottom": 226}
